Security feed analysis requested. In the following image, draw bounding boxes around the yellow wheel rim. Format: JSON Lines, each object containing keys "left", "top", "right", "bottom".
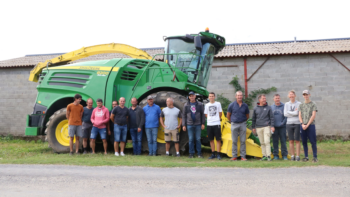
{"left": 55, "top": 120, "right": 75, "bottom": 146}
{"left": 157, "top": 107, "right": 181, "bottom": 144}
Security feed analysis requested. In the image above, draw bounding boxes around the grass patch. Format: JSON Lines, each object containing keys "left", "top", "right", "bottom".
{"left": 1, "top": 137, "right": 350, "bottom": 168}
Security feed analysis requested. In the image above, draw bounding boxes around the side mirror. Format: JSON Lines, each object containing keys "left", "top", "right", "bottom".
{"left": 194, "top": 36, "right": 202, "bottom": 51}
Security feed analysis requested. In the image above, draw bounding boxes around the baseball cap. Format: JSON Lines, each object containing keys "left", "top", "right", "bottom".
{"left": 188, "top": 91, "right": 195, "bottom": 95}
{"left": 302, "top": 90, "right": 310, "bottom": 95}
{"left": 147, "top": 95, "right": 153, "bottom": 100}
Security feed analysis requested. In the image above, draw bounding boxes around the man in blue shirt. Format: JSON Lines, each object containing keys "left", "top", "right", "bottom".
{"left": 227, "top": 91, "right": 250, "bottom": 161}
{"left": 271, "top": 94, "right": 288, "bottom": 160}
{"left": 143, "top": 95, "right": 161, "bottom": 156}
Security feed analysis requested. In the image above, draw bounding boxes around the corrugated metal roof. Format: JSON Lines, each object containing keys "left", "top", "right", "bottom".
{"left": 1, "top": 37, "right": 350, "bottom": 68}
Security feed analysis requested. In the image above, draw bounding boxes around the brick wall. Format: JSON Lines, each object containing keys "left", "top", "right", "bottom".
{"left": 0, "top": 68, "right": 37, "bottom": 136}
{"left": 208, "top": 53, "right": 350, "bottom": 136}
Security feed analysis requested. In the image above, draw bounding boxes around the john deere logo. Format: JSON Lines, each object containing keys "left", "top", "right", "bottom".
{"left": 97, "top": 71, "right": 109, "bottom": 76}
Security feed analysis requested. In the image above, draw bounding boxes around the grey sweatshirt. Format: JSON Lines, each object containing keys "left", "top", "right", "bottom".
{"left": 284, "top": 100, "right": 301, "bottom": 124}
{"left": 252, "top": 102, "right": 274, "bottom": 128}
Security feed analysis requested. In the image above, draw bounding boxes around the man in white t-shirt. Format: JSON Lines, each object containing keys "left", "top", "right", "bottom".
{"left": 204, "top": 92, "right": 223, "bottom": 160}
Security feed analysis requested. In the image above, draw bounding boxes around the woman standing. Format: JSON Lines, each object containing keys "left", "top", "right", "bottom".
{"left": 284, "top": 90, "right": 302, "bottom": 161}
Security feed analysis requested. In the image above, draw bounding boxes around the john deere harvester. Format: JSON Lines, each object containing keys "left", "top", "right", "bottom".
{"left": 25, "top": 28, "right": 273, "bottom": 158}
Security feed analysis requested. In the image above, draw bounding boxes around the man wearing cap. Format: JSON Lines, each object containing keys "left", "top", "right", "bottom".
{"left": 182, "top": 91, "right": 205, "bottom": 158}
{"left": 143, "top": 95, "right": 162, "bottom": 156}
{"left": 299, "top": 90, "right": 318, "bottom": 163}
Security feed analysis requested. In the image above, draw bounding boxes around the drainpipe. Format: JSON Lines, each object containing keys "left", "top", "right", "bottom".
{"left": 244, "top": 57, "right": 248, "bottom": 98}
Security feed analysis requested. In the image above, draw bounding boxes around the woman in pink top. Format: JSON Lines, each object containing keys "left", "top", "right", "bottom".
{"left": 90, "top": 99, "right": 110, "bottom": 154}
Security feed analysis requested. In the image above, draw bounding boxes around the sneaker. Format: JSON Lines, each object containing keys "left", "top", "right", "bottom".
{"left": 198, "top": 154, "right": 203, "bottom": 158}
{"left": 217, "top": 154, "right": 222, "bottom": 160}
{"left": 188, "top": 154, "right": 194, "bottom": 158}
{"left": 69, "top": 152, "right": 74, "bottom": 156}
{"left": 120, "top": 152, "right": 125, "bottom": 156}
{"left": 302, "top": 157, "right": 309, "bottom": 162}
{"left": 208, "top": 153, "right": 216, "bottom": 160}
{"left": 283, "top": 156, "right": 288, "bottom": 160}
{"left": 152, "top": 154, "right": 156, "bottom": 156}
{"left": 290, "top": 155, "right": 295, "bottom": 161}
{"left": 267, "top": 156, "right": 271, "bottom": 161}
{"left": 241, "top": 158, "right": 247, "bottom": 161}
{"left": 260, "top": 156, "right": 267, "bottom": 161}
{"left": 273, "top": 156, "right": 279, "bottom": 160}
{"left": 83, "top": 150, "right": 87, "bottom": 155}
{"left": 296, "top": 156, "right": 300, "bottom": 161}
{"left": 166, "top": 153, "right": 170, "bottom": 156}
{"left": 115, "top": 152, "right": 119, "bottom": 156}
{"left": 176, "top": 153, "right": 180, "bottom": 157}
{"left": 312, "top": 158, "right": 318, "bottom": 163}
{"left": 230, "top": 157, "right": 238, "bottom": 161}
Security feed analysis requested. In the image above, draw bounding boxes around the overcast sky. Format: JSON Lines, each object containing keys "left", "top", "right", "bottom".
{"left": 0, "top": 0, "right": 349, "bottom": 61}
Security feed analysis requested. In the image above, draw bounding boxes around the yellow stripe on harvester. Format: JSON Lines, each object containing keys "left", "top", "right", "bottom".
{"left": 49, "top": 66, "right": 120, "bottom": 72}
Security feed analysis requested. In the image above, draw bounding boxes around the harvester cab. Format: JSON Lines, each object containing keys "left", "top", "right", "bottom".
{"left": 163, "top": 28, "right": 225, "bottom": 88}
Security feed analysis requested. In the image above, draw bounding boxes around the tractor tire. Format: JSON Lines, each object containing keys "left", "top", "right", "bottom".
{"left": 45, "top": 108, "right": 82, "bottom": 153}
{"left": 139, "top": 91, "right": 188, "bottom": 156}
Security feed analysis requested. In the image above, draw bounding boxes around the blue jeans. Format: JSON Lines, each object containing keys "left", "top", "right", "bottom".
{"left": 300, "top": 124, "right": 317, "bottom": 158}
{"left": 90, "top": 127, "right": 107, "bottom": 139}
{"left": 145, "top": 128, "right": 158, "bottom": 155}
{"left": 187, "top": 125, "right": 202, "bottom": 155}
{"left": 130, "top": 128, "right": 143, "bottom": 155}
{"left": 272, "top": 126, "right": 288, "bottom": 157}
{"left": 114, "top": 124, "right": 127, "bottom": 142}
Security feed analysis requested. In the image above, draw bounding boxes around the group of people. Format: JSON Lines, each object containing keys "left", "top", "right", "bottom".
{"left": 66, "top": 89, "right": 318, "bottom": 162}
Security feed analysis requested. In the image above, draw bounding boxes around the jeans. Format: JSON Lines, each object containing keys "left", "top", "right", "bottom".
{"left": 187, "top": 125, "right": 202, "bottom": 155}
{"left": 272, "top": 126, "right": 288, "bottom": 157}
{"left": 300, "top": 124, "right": 317, "bottom": 158}
{"left": 114, "top": 124, "right": 127, "bottom": 142}
{"left": 130, "top": 128, "right": 143, "bottom": 155}
{"left": 145, "top": 127, "right": 158, "bottom": 155}
{"left": 90, "top": 127, "right": 107, "bottom": 139}
{"left": 231, "top": 122, "right": 247, "bottom": 158}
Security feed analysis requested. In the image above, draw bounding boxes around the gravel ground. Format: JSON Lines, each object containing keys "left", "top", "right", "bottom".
{"left": 0, "top": 165, "right": 349, "bottom": 197}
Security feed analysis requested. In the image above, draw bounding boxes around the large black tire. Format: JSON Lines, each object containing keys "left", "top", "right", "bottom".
{"left": 45, "top": 108, "right": 82, "bottom": 153}
{"left": 139, "top": 91, "right": 188, "bottom": 155}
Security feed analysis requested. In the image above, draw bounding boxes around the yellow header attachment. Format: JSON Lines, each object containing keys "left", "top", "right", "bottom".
{"left": 28, "top": 43, "right": 153, "bottom": 82}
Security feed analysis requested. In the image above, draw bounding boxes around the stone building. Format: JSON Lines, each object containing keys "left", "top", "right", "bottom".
{"left": 1, "top": 38, "right": 350, "bottom": 137}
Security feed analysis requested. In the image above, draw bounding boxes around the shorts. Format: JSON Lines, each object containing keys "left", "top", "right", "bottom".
{"left": 82, "top": 122, "right": 93, "bottom": 138}
{"left": 114, "top": 124, "right": 127, "bottom": 142}
{"left": 207, "top": 125, "right": 221, "bottom": 141}
{"left": 164, "top": 129, "right": 179, "bottom": 143}
{"left": 90, "top": 127, "right": 107, "bottom": 140}
{"left": 68, "top": 125, "right": 82, "bottom": 137}
{"left": 287, "top": 124, "right": 301, "bottom": 141}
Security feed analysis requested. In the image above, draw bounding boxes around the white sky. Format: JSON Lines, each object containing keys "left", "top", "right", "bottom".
{"left": 0, "top": 0, "right": 349, "bottom": 61}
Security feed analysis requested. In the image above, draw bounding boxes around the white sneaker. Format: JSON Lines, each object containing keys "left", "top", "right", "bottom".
{"left": 115, "top": 152, "right": 119, "bottom": 156}
{"left": 120, "top": 152, "right": 125, "bottom": 156}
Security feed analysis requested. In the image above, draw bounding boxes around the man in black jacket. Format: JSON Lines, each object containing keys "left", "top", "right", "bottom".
{"left": 129, "top": 98, "right": 145, "bottom": 155}
{"left": 182, "top": 92, "right": 205, "bottom": 158}
{"left": 252, "top": 94, "right": 275, "bottom": 161}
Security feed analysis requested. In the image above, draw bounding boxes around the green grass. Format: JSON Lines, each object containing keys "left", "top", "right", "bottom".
{"left": 1, "top": 137, "right": 350, "bottom": 168}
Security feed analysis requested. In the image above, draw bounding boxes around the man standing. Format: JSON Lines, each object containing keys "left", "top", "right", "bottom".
{"left": 271, "top": 94, "right": 288, "bottom": 160}
{"left": 182, "top": 91, "right": 205, "bottom": 158}
{"left": 82, "top": 98, "right": 94, "bottom": 154}
{"left": 284, "top": 90, "right": 302, "bottom": 161}
{"left": 227, "top": 91, "right": 250, "bottom": 161}
{"left": 299, "top": 90, "right": 318, "bottom": 163}
{"left": 90, "top": 99, "right": 110, "bottom": 154}
{"left": 66, "top": 94, "right": 84, "bottom": 155}
{"left": 111, "top": 97, "right": 129, "bottom": 156}
{"left": 252, "top": 94, "right": 275, "bottom": 161}
{"left": 107, "top": 101, "right": 118, "bottom": 146}
{"left": 143, "top": 95, "right": 162, "bottom": 156}
{"left": 160, "top": 98, "right": 182, "bottom": 157}
{"left": 129, "top": 98, "right": 145, "bottom": 155}
{"left": 204, "top": 92, "right": 223, "bottom": 160}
